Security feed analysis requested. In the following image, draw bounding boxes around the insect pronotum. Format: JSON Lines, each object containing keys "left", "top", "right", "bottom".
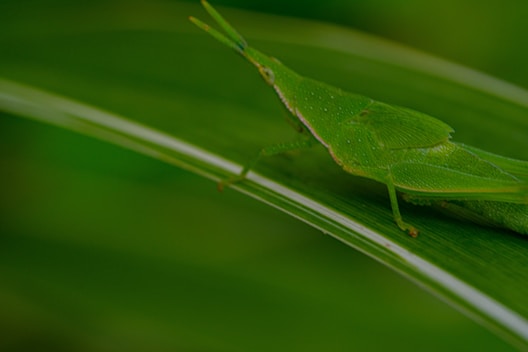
{"left": 189, "top": 1, "right": 528, "bottom": 237}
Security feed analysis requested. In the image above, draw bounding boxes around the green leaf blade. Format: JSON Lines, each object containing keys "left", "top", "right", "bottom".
{"left": 1, "top": 1, "right": 527, "bottom": 350}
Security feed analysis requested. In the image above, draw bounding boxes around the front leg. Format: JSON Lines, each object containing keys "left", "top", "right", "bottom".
{"left": 218, "top": 136, "right": 318, "bottom": 191}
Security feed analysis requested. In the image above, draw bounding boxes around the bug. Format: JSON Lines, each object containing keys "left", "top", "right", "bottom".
{"left": 189, "top": 1, "right": 528, "bottom": 237}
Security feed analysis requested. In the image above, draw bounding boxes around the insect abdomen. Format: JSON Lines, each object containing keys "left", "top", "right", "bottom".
{"left": 455, "top": 200, "right": 528, "bottom": 235}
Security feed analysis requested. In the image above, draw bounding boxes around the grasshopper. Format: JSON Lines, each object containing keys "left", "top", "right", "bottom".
{"left": 190, "top": 1, "right": 528, "bottom": 237}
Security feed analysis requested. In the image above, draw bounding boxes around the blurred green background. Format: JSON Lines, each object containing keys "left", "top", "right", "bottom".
{"left": 206, "top": 0, "right": 528, "bottom": 87}
{"left": 1, "top": 0, "right": 527, "bottom": 351}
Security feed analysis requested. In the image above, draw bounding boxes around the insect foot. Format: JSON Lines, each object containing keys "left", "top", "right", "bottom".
{"left": 408, "top": 226, "right": 419, "bottom": 238}
{"left": 395, "top": 217, "right": 419, "bottom": 238}
{"left": 217, "top": 174, "right": 246, "bottom": 192}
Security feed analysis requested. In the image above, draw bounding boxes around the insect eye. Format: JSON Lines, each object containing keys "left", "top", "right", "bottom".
{"left": 259, "top": 66, "right": 275, "bottom": 85}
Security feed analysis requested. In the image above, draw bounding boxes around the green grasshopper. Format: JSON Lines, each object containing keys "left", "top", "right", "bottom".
{"left": 190, "top": 1, "right": 528, "bottom": 237}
